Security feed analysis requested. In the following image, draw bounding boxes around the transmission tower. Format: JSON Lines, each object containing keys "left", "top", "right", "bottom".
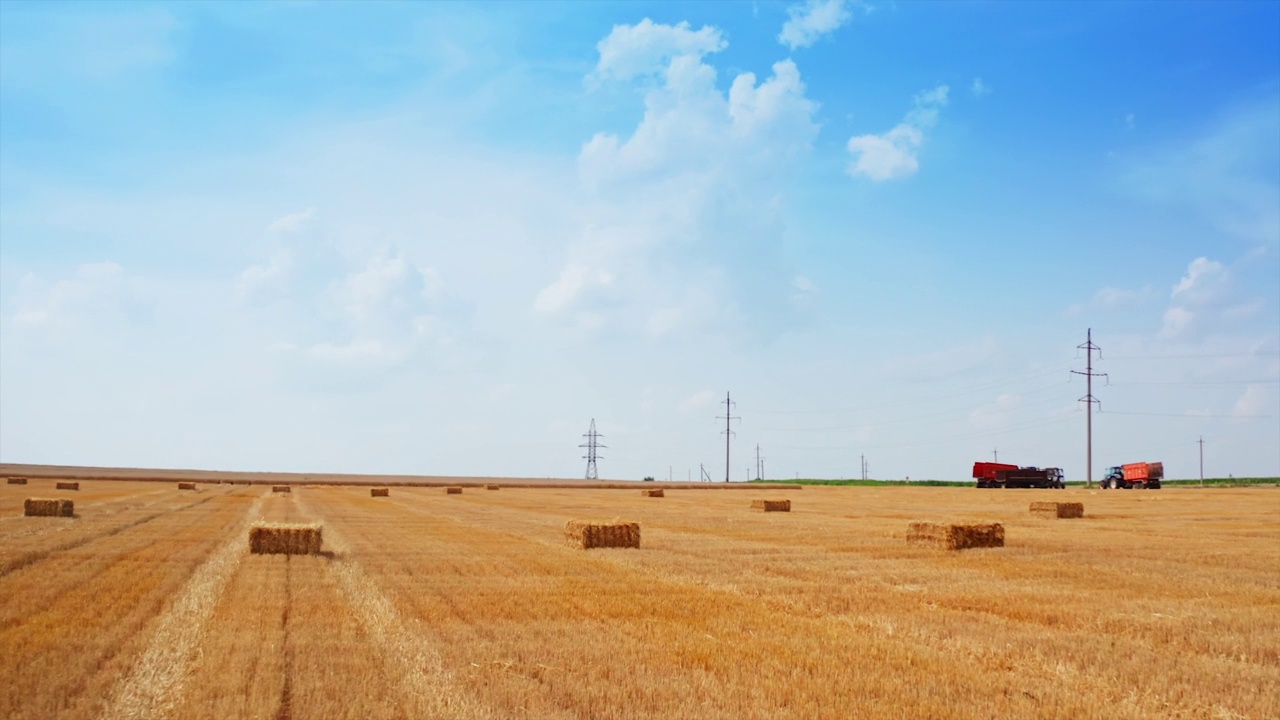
{"left": 580, "top": 419, "right": 605, "bottom": 480}
{"left": 1072, "top": 328, "right": 1107, "bottom": 488}
{"left": 718, "top": 392, "right": 740, "bottom": 482}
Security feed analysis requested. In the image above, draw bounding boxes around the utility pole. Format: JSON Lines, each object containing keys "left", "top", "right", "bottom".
{"left": 580, "top": 419, "right": 605, "bottom": 480}
{"left": 718, "top": 392, "right": 739, "bottom": 482}
{"left": 1198, "top": 436, "right": 1205, "bottom": 486}
{"left": 755, "top": 444, "right": 764, "bottom": 481}
{"left": 1073, "top": 329, "right": 1107, "bottom": 488}
{"left": 993, "top": 448, "right": 998, "bottom": 463}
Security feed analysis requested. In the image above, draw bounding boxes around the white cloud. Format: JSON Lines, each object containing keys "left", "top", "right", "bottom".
{"left": 532, "top": 262, "right": 616, "bottom": 316}
{"left": 1125, "top": 113, "right": 1136, "bottom": 130}
{"left": 1065, "top": 284, "right": 1156, "bottom": 316}
{"left": 268, "top": 207, "right": 315, "bottom": 234}
{"left": 847, "top": 85, "right": 948, "bottom": 182}
{"left": 1232, "top": 384, "right": 1269, "bottom": 418}
{"left": 970, "top": 77, "right": 991, "bottom": 97}
{"left": 10, "top": 262, "right": 148, "bottom": 332}
{"left": 1171, "top": 257, "right": 1229, "bottom": 304}
{"left": 542, "top": 20, "right": 820, "bottom": 336}
{"left": 778, "top": 0, "right": 852, "bottom": 50}
{"left": 236, "top": 250, "right": 291, "bottom": 304}
{"left": 1158, "top": 256, "right": 1264, "bottom": 340}
{"left": 580, "top": 56, "right": 818, "bottom": 186}
{"left": 679, "top": 390, "right": 716, "bottom": 413}
{"left": 593, "top": 19, "right": 725, "bottom": 82}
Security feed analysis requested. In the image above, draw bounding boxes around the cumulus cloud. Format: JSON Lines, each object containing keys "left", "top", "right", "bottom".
{"left": 778, "top": 0, "right": 852, "bottom": 50}
{"left": 541, "top": 19, "right": 821, "bottom": 335}
{"left": 593, "top": 19, "right": 725, "bottom": 82}
{"left": 1159, "top": 257, "right": 1262, "bottom": 339}
{"left": 847, "top": 84, "right": 949, "bottom": 181}
{"left": 971, "top": 77, "right": 991, "bottom": 97}
{"left": 236, "top": 250, "right": 291, "bottom": 304}
{"left": 532, "top": 262, "right": 616, "bottom": 316}
{"left": 267, "top": 207, "right": 315, "bottom": 234}
{"left": 679, "top": 390, "right": 716, "bottom": 412}
{"left": 1065, "top": 285, "right": 1156, "bottom": 317}
{"left": 580, "top": 55, "right": 818, "bottom": 186}
{"left": 10, "top": 261, "right": 149, "bottom": 332}
{"left": 1232, "top": 384, "right": 1271, "bottom": 418}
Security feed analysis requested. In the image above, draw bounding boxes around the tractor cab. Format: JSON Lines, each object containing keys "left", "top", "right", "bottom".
{"left": 1103, "top": 466, "right": 1124, "bottom": 489}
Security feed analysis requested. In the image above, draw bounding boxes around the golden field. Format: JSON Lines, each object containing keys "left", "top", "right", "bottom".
{"left": 0, "top": 477, "right": 1277, "bottom": 719}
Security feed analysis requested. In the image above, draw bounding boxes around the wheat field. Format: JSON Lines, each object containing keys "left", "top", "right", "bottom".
{"left": 0, "top": 478, "right": 1276, "bottom": 719}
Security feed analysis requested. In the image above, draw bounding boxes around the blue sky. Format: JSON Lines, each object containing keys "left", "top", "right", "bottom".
{"left": 2, "top": 0, "right": 1277, "bottom": 481}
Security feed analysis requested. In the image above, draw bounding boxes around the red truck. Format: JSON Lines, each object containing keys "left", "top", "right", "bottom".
{"left": 973, "top": 462, "right": 1065, "bottom": 489}
{"left": 1103, "top": 462, "right": 1163, "bottom": 489}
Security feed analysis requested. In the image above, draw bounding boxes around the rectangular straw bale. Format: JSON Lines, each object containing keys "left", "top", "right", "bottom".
{"left": 564, "top": 520, "right": 640, "bottom": 549}
{"left": 178, "top": 482, "right": 197, "bottom": 490}
{"left": 642, "top": 488, "right": 665, "bottom": 497}
{"left": 370, "top": 487, "right": 390, "bottom": 497}
{"left": 751, "top": 499, "right": 791, "bottom": 512}
{"left": 485, "top": 484, "right": 500, "bottom": 490}
{"left": 55, "top": 481, "right": 79, "bottom": 491}
{"left": 907, "top": 521, "right": 1004, "bottom": 550}
{"left": 7, "top": 477, "right": 28, "bottom": 485}
{"left": 446, "top": 486, "right": 463, "bottom": 494}
{"left": 24, "top": 498, "right": 74, "bottom": 517}
{"left": 271, "top": 485, "right": 291, "bottom": 493}
{"left": 1030, "top": 501, "right": 1084, "bottom": 518}
{"left": 249, "top": 522, "right": 323, "bottom": 555}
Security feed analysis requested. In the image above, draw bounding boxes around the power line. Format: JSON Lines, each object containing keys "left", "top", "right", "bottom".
{"left": 1101, "top": 410, "right": 1272, "bottom": 419}
{"left": 579, "top": 419, "right": 605, "bottom": 480}
{"left": 1110, "top": 380, "right": 1279, "bottom": 386}
{"left": 1106, "top": 352, "right": 1280, "bottom": 360}
{"left": 757, "top": 362, "right": 1075, "bottom": 416}
{"left": 1073, "top": 328, "right": 1107, "bottom": 488}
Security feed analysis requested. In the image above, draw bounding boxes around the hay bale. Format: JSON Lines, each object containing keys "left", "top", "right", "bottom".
{"left": 1030, "top": 501, "right": 1084, "bottom": 519}
{"left": 178, "top": 482, "right": 197, "bottom": 490}
{"left": 370, "top": 487, "right": 389, "bottom": 497}
{"left": 564, "top": 520, "right": 640, "bottom": 549}
{"left": 55, "top": 481, "right": 79, "bottom": 491}
{"left": 907, "top": 522, "right": 1004, "bottom": 550}
{"left": 751, "top": 499, "right": 790, "bottom": 512}
{"left": 249, "top": 523, "right": 323, "bottom": 555}
{"left": 7, "top": 477, "right": 27, "bottom": 485}
{"left": 445, "top": 486, "right": 463, "bottom": 494}
{"left": 642, "top": 488, "right": 665, "bottom": 497}
{"left": 271, "top": 485, "right": 291, "bottom": 493}
{"left": 24, "top": 498, "right": 74, "bottom": 517}
{"left": 485, "top": 484, "right": 500, "bottom": 490}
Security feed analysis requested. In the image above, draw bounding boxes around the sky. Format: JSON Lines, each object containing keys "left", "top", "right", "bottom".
{"left": 1, "top": 0, "right": 1278, "bottom": 482}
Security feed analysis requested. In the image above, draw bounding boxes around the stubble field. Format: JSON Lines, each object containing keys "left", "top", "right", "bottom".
{"left": 1, "top": 478, "right": 1276, "bottom": 719}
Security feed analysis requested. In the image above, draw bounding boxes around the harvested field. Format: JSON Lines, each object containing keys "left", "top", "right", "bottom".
{"left": 56, "top": 481, "right": 79, "bottom": 491}
{"left": 564, "top": 519, "right": 641, "bottom": 549}
{"left": 6, "top": 477, "right": 26, "bottom": 485}
{"left": 642, "top": 488, "right": 664, "bottom": 497}
{"left": 370, "top": 487, "right": 390, "bottom": 497}
{"left": 271, "top": 485, "right": 291, "bottom": 493}
{"left": 445, "top": 486, "right": 462, "bottom": 494}
{"left": 0, "top": 479, "right": 1277, "bottom": 720}
{"left": 485, "top": 484, "right": 500, "bottom": 490}
{"left": 24, "top": 498, "right": 74, "bottom": 517}
{"left": 178, "top": 482, "right": 197, "bottom": 490}
{"left": 751, "top": 498, "right": 790, "bottom": 512}
{"left": 1031, "top": 501, "right": 1084, "bottom": 518}
{"left": 249, "top": 522, "right": 323, "bottom": 555}
{"left": 907, "top": 521, "right": 1005, "bottom": 550}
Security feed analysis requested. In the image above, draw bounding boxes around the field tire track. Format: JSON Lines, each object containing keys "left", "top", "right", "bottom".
{"left": 0, "top": 489, "right": 234, "bottom": 577}
{"left": 98, "top": 492, "right": 268, "bottom": 720}
{"left": 295, "top": 494, "right": 493, "bottom": 720}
